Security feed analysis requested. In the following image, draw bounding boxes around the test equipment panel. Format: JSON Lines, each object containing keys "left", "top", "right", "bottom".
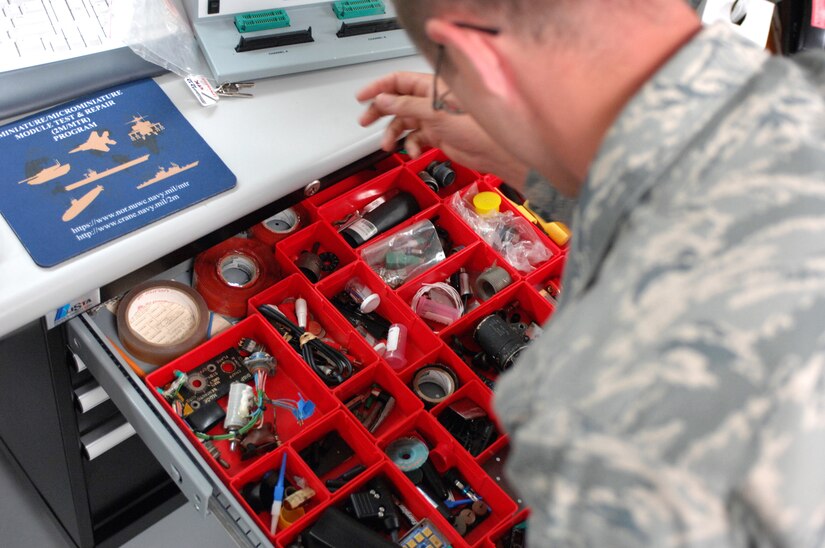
{"left": 182, "top": 0, "right": 417, "bottom": 83}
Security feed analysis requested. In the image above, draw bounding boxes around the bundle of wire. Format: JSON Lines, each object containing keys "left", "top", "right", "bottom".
{"left": 258, "top": 304, "right": 353, "bottom": 386}
{"left": 190, "top": 371, "right": 315, "bottom": 441}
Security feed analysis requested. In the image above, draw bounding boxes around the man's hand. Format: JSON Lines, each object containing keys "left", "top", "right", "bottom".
{"left": 357, "top": 71, "right": 528, "bottom": 185}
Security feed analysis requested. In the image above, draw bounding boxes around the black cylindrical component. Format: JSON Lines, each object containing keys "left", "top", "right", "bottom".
{"left": 428, "top": 161, "right": 456, "bottom": 188}
{"left": 418, "top": 171, "right": 440, "bottom": 193}
{"left": 341, "top": 192, "right": 420, "bottom": 247}
{"left": 473, "top": 314, "right": 527, "bottom": 372}
{"left": 296, "top": 250, "right": 322, "bottom": 282}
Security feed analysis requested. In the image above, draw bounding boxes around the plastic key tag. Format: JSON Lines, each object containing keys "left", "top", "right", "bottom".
{"left": 184, "top": 75, "right": 220, "bottom": 107}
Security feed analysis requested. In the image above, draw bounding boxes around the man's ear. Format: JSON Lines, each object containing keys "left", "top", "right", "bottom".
{"left": 425, "top": 18, "right": 516, "bottom": 103}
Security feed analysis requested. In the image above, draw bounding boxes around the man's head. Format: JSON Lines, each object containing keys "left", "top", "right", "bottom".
{"left": 391, "top": 0, "right": 701, "bottom": 196}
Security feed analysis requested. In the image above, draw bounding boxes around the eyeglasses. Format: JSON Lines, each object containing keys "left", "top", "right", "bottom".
{"left": 432, "top": 23, "right": 501, "bottom": 113}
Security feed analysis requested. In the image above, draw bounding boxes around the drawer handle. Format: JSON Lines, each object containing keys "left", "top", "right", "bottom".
{"left": 71, "top": 352, "right": 88, "bottom": 373}
{"left": 81, "top": 418, "right": 136, "bottom": 460}
{"left": 74, "top": 381, "right": 110, "bottom": 413}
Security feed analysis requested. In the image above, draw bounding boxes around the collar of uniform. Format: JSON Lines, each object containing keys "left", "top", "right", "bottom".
{"left": 560, "top": 23, "right": 768, "bottom": 306}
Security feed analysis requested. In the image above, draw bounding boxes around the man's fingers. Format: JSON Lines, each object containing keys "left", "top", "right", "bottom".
{"left": 380, "top": 116, "right": 420, "bottom": 150}
{"left": 359, "top": 92, "right": 435, "bottom": 128}
{"left": 356, "top": 71, "right": 434, "bottom": 102}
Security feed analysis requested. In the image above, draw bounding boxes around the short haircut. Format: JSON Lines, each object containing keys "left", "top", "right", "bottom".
{"left": 392, "top": 0, "right": 547, "bottom": 57}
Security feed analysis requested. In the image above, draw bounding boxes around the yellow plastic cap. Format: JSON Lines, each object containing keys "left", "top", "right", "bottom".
{"left": 472, "top": 191, "right": 502, "bottom": 215}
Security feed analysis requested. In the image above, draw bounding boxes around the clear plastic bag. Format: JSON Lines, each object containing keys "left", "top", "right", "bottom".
{"left": 449, "top": 184, "right": 552, "bottom": 273}
{"left": 112, "top": 0, "right": 214, "bottom": 83}
{"left": 361, "top": 220, "right": 446, "bottom": 289}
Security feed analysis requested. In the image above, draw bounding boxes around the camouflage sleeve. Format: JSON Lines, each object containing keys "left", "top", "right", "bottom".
{"left": 523, "top": 169, "right": 578, "bottom": 226}
{"left": 503, "top": 332, "right": 825, "bottom": 547}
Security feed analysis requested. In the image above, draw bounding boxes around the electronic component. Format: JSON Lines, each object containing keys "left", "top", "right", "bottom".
{"left": 301, "top": 506, "right": 396, "bottom": 548}
{"left": 473, "top": 314, "right": 528, "bottom": 372}
{"left": 224, "top": 382, "right": 254, "bottom": 450}
{"left": 299, "top": 431, "right": 354, "bottom": 477}
{"left": 176, "top": 347, "right": 252, "bottom": 411}
{"left": 476, "top": 266, "right": 513, "bottom": 301}
{"left": 399, "top": 519, "right": 449, "bottom": 548}
{"left": 427, "top": 161, "right": 456, "bottom": 189}
{"left": 340, "top": 192, "right": 420, "bottom": 247}
{"left": 185, "top": 400, "right": 226, "bottom": 433}
{"left": 183, "top": 0, "right": 415, "bottom": 83}
{"left": 349, "top": 477, "right": 401, "bottom": 533}
{"left": 438, "top": 401, "right": 499, "bottom": 457}
{"left": 239, "top": 423, "right": 279, "bottom": 460}
{"left": 234, "top": 9, "right": 290, "bottom": 33}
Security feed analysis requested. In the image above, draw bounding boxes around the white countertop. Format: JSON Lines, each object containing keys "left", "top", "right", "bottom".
{"left": 0, "top": 55, "right": 430, "bottom": 338}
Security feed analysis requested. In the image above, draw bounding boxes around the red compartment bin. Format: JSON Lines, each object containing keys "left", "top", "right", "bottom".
{"left": 249, "top": 273, "right": 378, "bottom": 387}
{"left": 334, "top": 362, "right": 424, "bottom": 439}
{"left": 316, "top": 167, "right": 440, "bottom": 233}
{"left": 230, "top": 445, "right": 330, "bottom": 540}
{"left": 288, "top": 410, "right": 383, "bottom": 491}
{"left": 405, "top": 148, "right": 482, "bottom": 199}
{"left": 145, "top": 315, "right": 339, "bottom": 480}
{"left": 275, "top": 221, "right": 358, "bottom": 283}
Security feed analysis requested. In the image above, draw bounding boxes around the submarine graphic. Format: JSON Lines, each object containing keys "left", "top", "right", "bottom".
{"left": 62, "top": 185, "right": 104, "bottom": 222}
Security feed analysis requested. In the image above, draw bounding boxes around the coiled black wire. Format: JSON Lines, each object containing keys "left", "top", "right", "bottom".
{"left": 258, "top": 304, "right": 352, "bottom": 386}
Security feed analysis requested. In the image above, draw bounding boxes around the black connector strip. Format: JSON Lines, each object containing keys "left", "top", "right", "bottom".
{"left": 337, "top": 18, "right": 401, "bottom": 38}
{"left": 236, "top": 27, "right": 314, "bottom": 52}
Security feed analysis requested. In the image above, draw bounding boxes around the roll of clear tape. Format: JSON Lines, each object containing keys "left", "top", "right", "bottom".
{"left": 116, "top": 280, "right": 209, "bottom": 366}
{"left": 194, "top": 237, "right": 279, "bottom": 318}
{"left": 412, "top": 364, "right": 458, "bottom": 405}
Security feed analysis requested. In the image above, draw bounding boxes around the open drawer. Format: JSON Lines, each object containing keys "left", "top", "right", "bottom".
{"left": 65, "top": 148, "right": 565, "bottom": 548}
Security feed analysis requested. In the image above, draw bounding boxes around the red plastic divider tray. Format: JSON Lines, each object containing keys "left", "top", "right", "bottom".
{"left": 333, "top": 361, "right": 424, "bottom": 439}
{"left": 229, "top": 444, "right": 330, "bottom": 541}
{"left": 432, "top": 379, "right": 507, "bottom": 463}
{"left": 304, "top": 154, "right": 404, "bottom": 209}
{"left": 249, "top": 273, "right": 379, "bottom": 386}
{"left": 318, "top": 261, "right": 441, "bottom": 371}
{"left": 145, "top": 315, "right": 339, "bottom": 481}
{"left": 400, "top": 344, "right": 480, "bottom": 410}
{"left": 288, "top": 409, "right": 383, "bottom": 490}
{"left": 275, "top": 221, "right": 358, "bottom": 283}
{"left": 316, "top": 167, "right": 440, "bottom": 231}
{"left": 397, "top": 243, "right": 521, "bottom": 333}
{"left": 138, "top": 146, "right": 571, "bottom": 546}
{"left": 404, "top": 148, "right": 482, "bottom": 199}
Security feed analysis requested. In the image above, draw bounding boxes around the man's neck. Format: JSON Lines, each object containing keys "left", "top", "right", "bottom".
{"left": 522, "top": 3, "right": 702, "bottom": 194}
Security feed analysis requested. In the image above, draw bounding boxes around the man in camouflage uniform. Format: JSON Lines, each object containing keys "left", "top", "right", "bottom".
{"left": 359, "top": 0, "right": 825, "bottom": 545}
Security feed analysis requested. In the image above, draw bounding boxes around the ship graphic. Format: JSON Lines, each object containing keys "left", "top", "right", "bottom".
{"left": 62, "top": 185, "right": 103, "bottom": 222}
{"left": 137, "top": 161, "right": 199, "bottom": 189}
{"left": 65, "top": 154, "right": 150, "bottom": 191}
{"left": 70, "top": 130, "right": 117, "bottom": 153}
{"left": 127, "top": 115, "right": 164, "bottom": 142}
{"left": 18, "top": 161, "right": 71, "bottom": 185}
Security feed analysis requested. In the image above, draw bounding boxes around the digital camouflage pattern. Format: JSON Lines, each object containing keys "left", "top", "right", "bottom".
{"left": 495, "top": 23, "right": 825, "bottom": 547}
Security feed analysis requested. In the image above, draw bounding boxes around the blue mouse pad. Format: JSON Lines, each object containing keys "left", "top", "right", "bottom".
{"left": 0, "top": 79, "right": 236, "bottom": 267}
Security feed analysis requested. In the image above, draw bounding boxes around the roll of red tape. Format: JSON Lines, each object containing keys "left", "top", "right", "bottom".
{"left": 194, "top": 237, "right": 280, "bottom": 318}
{"left": 116, "top": 280, "right": 209, "bottom": 366}
{"left": 250, "top": 207, "right": 303, "bottom": 247}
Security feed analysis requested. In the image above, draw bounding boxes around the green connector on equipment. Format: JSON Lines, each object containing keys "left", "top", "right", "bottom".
{"left": 332, "top": 0, "right": 386, "bottom": 19}
{"left": 234, "top": 9, "right": 290, "bottom": 33}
